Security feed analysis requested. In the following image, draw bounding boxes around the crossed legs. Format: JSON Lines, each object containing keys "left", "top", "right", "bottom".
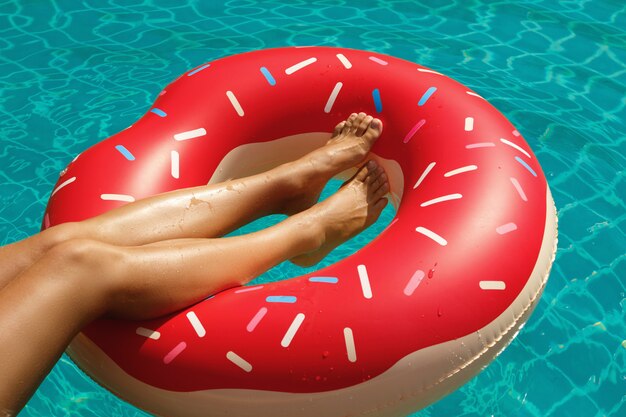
{"left": 0, "top": 113, "right": 381, "bottom": 292}
{"left": 0, "top": 113, "right": 389, "bottom": 415}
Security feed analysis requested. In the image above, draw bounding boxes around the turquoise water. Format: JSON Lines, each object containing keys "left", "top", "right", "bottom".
{"left": 1, "top": 0, "right": 624, "bottom": 416}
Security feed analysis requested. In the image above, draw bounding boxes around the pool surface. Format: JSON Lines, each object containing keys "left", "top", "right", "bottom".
{"left": 1, "top": 1, "right": 624, "bottom": 416}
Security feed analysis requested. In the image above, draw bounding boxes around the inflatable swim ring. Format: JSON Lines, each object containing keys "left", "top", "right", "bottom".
{"left": 44, "top": 47, "right": 557, "bottom": 417}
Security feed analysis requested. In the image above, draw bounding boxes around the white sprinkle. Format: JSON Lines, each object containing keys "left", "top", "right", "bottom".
{"left": 500, "top": 138, "right": 531, "bottom": 158}
{"left": 100, "top": 194, "right": 135, "bottom": 202}
{"left": 404, "top": 270, "right": 425, "bottom": 296}
{"left": 480, "top": 281, "right": 506, "bottom": 290}
{"left": 512, "top": 129, "right": 521, "bottom": 136}
{"left": 510, "top": 177, "right": 528, "bottom": 202}
{"left": 281, "top": 313, "right": 305, "bottom": 348}
{"left": 336, "top": 53, "right": 352, "bottom": 69}
{"left": 466, "top": 91, "right": 484, "bottom": 99}
{"left": 420, "top": 193, "right": 463, "bottom": 207}
{"left": 344, "top": 327, "right": 357, "bottom": 363}
{"left": 171, "top": 150, "right": 180, "bottom": 179}
{"left": 416, "top": 226, "right": 448, "bottom": 246}
{"left": 174, "top": 128, "right": 206, "bottom": 141}
{"left": 235, "top": 285, "right": 264, "bottom": 293}
{"left": 417, "top": 68, "right": 442, "bottom": 75}
{"left": 464, "top": 117, "right": 474, "bottom": 131}
{"left": 285, "top": 57, "right": 317, "bottom": 75}
{"left": 357, "top": 264, "right": 373, "bottom": 299}
{"left": 72, "top": 153, "right": 81, "bottom": 162}
{"left": 324, "top": 82, "right": 343, "bottom": 113}
{"left": 413, "top": 162, "right": 436, "bottom": 189}
{"left": 226, "top": 91, "right": 244, "bottom": 116}
{"left": 466, "top": 142, "right": 495, "bottom": 149}
{"left": 226, "top": 351, "right": 252, "bottom": 372}
{"left": 444, "top": 165, "right": 477, "bottom": 177}
{"left": 496, "top": 222, "right": 518, "bottom": 235}
{"left": 186, "top": 311, "right": 206, "bottom": 338}
{"left": 136, "top": 327, "right": 160, "bottom": 340}
{"left": 50, "top": 176, "right": 76, "bottom": 198}
{"left": 369, "top": 56, "right": 388, "bottom": 65}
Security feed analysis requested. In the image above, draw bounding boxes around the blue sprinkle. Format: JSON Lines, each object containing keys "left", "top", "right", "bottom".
{"left": 266, "top": 296, "right": 297, "bottom": 303}
{"left": 260, "top": 66, "right": 276, "bottom": 86}
{"left": 187, "top": 64, "right": 210, "bottom": 76}
{"left": 150, "top": 108, "right": 167, "bottom": 117}
{"left": 418, "top": 86, "right": 437, "bottom": 106}
{"left": 115, "top": 145, "right": 135, "bottom": 161}
{"left": 309, "top": 277, "right": 339, "bottom": 284}
{"left": 372, "top": 88, "right": 382, "bottom": 112}
{"left": 515, "top": 156, "right": 537, "bottom": 177}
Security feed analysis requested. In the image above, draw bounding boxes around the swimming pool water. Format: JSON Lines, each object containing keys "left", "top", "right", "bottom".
{"left": 1, "top": 1, "right": 624, "bottom": 416}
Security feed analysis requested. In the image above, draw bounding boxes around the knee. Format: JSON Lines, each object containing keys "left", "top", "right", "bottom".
{"left": 40, "top": 222, "right": 81, "bottom": 251}
{"left": 44, "top": 238, "right": 125, "bottom": 277}
{"left": 37, "top": 239, "right": 127, "bottom": 316}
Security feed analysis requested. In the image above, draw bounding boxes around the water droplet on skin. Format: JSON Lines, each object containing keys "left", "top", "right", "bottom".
{"left": 322, "top": 351, "right": 329, "bottom": 358}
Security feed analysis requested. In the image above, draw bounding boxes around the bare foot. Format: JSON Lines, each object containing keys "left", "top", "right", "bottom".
{"left": 290, "top": 160, "right": 389, "bottom": 267}
{"left": 280, "top": 112, "right": 383, "bottom": 215}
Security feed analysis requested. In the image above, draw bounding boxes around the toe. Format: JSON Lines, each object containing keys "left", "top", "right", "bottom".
{"left": 356, "top": 115, "right": 374, "bottom": 136}
{"left": 374, "top": 197, "right": 389, "bottom": 212}
{"left": 342, "top": 113, "right": 358, "bottom": 135}
{"left": 332, "top": 121, "right": 345, "bottom": 137}
{"left": 356, "top": 161, "right": 375, "bottom": 183}
{"left": 375, "top": 180, "right": 390, "bottom": 198}
{"left": 350, "top": 112, "right": 367, "bottom": 134}
{"left": 370, "top": 172, "right": 385, "bottom": 189}
{"left": 363, "top": 118, "right": 383, "bottom": 143}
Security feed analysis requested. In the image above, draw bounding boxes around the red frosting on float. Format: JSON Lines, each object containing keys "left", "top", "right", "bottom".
{"left": 45, "top": 47, "right": 546, "bottom": 393}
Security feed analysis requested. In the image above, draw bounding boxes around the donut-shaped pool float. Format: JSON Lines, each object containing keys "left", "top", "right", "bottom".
{"left": 44, "top": 47, "right": 557, "bottom": 417}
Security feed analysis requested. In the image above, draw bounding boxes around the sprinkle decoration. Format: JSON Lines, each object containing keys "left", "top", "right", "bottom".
{"left": 46, "top": 47, "right": 554, "bottom": 417}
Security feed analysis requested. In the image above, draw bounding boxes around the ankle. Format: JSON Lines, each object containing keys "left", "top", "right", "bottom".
{"left": 286, "top": 210, "right": 327, "bottom": 254}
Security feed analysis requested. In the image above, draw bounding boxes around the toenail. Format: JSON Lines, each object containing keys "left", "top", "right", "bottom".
{"left": 371, "top": 119, "right": 380, "bottom": 128}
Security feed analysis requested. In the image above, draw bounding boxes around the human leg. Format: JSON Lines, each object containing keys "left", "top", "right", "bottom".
{"left": 0, "top": 162, "right": 388, "bottom": 414}
{"left": 0, "top": 113, "right": 383, "bottom": 291}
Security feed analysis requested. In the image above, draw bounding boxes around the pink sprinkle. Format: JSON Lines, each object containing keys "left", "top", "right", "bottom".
{"left": 466, "top": 142, "right": 495, "bottom": 149}
{"left": 43, "top": 213, "right": 50, "bottom": 230}
{"left": 247, "top": 307, "right": 268, "bottom": 332}
{"left": 369, "top": 56, "right": 388, "bottom": 66}
{"left": 403, "top": 119, "right": 426, "bottom": 143}
{"left": 163, "top": 342, "right": 187, "bottom": 364}
{"left": 404, "top": 270, "right": 425, "bottom": 296}
{"left": 512, "top": 129, "right": 520, "bottom": 136}
{"left": 510, "top": 177, "right": 528, "bottom": 202}
{"left": 235, "top": 285, "right": 264, "bottom": 294}
{"left": 158, "top": 90, "right": 167, "bottom": 96}
{"left": 384, "top": 218, "right": 399, "bottom": 231}
{"left": 496, "top": 223, "right": 518, "bottom": 235}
